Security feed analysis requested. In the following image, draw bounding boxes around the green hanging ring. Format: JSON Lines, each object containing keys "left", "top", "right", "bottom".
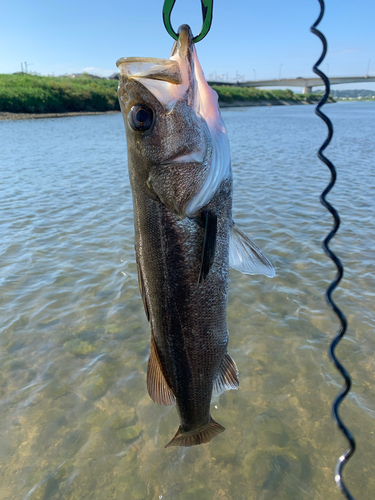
{"left": 162, "top": 0, "right": 214, "bottom": 43}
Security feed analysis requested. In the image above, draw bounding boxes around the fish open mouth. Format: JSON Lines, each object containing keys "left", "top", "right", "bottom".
{"left": 116, "top": 24, "right": 194, "bottom": 85}
{"left": 116, "top": 26, "right": 194, "bottom": 109}
{"left": 116, "top": 55, "right": 187, "bottom": 109}
{"left": 116, "top": 57, "right": 182, "bottom": 85}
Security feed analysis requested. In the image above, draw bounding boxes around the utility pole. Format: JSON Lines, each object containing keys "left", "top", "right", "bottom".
{"left": 24, "top": 61, "right": 34, "bottom": 73}
{"left": 21, "top": 62, "right": 24, "bottom": 73}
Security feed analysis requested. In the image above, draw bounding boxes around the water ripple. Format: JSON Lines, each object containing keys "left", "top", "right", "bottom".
{"left": 0, "top": 104, "right": 374, "bottom": 499}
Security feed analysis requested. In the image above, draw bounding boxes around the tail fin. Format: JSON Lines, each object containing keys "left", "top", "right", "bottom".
{"left": 165, "top": 417, "right": 225, "bottom": 448}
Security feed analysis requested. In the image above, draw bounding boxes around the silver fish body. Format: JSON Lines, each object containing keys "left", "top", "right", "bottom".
{"left": 117, "top": 25, "right": 274, "bottom": 447}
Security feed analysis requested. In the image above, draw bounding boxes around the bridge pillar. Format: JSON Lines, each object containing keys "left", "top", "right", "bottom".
{"left": 303, "top": 86, "right": 312, "bottom": 94}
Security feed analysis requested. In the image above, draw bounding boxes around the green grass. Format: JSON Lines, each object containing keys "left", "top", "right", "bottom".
{"left": 0, "top": 73, "right": 120, "bottom": 113}
{"left": 0, "top": 73, "right": 330, "bottom": 114}
{"left": 211, "top": 85, "right": 322, "bottom": 104}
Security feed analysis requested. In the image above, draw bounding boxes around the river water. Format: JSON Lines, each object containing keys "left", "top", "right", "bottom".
{"left": 0, "top": 101, "right": 374, "bottom": 500}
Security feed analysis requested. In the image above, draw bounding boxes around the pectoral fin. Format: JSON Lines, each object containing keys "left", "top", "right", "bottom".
{"left": 136, "top": 260, "right": 150, "bottom": 321}
{"left": 198, "top": 210, "right": 217, "bottom": 283}
{"left": 229, "top": 223, "right": 275, "bottom": 277}
{"left": 213, "top": 352, "right": 239, "bottom": 396}
{"left": 147, "top": 334, "right": 176, "bottom": 406}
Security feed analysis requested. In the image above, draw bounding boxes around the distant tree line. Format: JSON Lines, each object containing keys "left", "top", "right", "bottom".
{"left": 211, "top": 86, "right": 322, "bottom": 104}
{"left": 0, "top": 73, "right": 330, "bottom": 114}
{"left": 331, "top": 89, "right": 375, "bottom": 98}
{"left": 314, "top": 88, "right": 375, "bottom": 98}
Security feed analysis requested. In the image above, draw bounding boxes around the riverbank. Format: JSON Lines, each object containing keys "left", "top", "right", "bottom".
{"left": 0, "top": 98, "right": 327, "bottom": 121}
{"left": 0, "top": 73, "right": 119, "bottom": 114}
{"left": 0, "top": 100, "right": 329, "bottom": 121}
{"left": 0, "top": 73, "right": 333, "bottom": 118}
{"left": 219, "top": 99, "right": 312, "bottom": 108}
{"left": 0, "top": 111, "right": 120, "bottom": 121}
{"left": 210, "top": 85, "right": 329, "bottom": 105}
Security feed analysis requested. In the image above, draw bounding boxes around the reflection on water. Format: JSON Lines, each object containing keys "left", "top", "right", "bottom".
{"left": 0, "top": 102, "right": 374, "bottom": 499}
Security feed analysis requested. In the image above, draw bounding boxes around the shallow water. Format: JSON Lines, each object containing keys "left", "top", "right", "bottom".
{"left": 0, "top": 101, "right": 374, "bottom": 500}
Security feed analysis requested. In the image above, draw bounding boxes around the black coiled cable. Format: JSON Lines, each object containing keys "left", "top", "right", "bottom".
{"left": 310, "top": 1, "right": 356, "bottom": 499}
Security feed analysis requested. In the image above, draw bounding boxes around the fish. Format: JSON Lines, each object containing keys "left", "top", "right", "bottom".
{"left": 116, "top": 24, "right": 275, "bottom": 448}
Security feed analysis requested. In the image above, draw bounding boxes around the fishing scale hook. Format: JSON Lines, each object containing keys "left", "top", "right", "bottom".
{"left": 311, "top": 1, "right": 356, "bottom": 498}
{"left": 162, "top": 0, "right": 214, "bottom": 43}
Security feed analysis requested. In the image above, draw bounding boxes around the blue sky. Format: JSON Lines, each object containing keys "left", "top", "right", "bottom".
{"left": 1, "top": 0, "right": 374, "bottom": 90}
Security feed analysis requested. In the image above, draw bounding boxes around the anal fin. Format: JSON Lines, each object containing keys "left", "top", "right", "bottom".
{"left": 165, "top": 417, "right": 225, "bottom": 448}
{"left": 147, "top": 334, "right": 176, "bottom": 406}
{"left": 198, "top": 210, "right": 217, "bottom": 283}
{"left": 213, "top": 352, "right": 239, "bottom": 396}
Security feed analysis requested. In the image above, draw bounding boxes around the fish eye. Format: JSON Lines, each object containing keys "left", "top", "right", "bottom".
{"left": 128, "top": 104, "right": 154, "bottom": 131}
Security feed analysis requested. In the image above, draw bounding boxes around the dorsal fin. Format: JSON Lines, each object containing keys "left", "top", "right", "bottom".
{"left": 147, "top": 334, "right": 176, "bottom": 406}
{"left": 213, "top": 352, "right": 239, "bottom": 396}
{"left": 198, "top": 210, "right": 217, "bottom": 283}
{"left": 136, "top": 260, "right": 149, "bottom": 321}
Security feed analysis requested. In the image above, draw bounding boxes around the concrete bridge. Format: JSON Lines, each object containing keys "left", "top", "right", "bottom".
{"left": 207, "top": 75, "right": 375, "bottom": 93}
